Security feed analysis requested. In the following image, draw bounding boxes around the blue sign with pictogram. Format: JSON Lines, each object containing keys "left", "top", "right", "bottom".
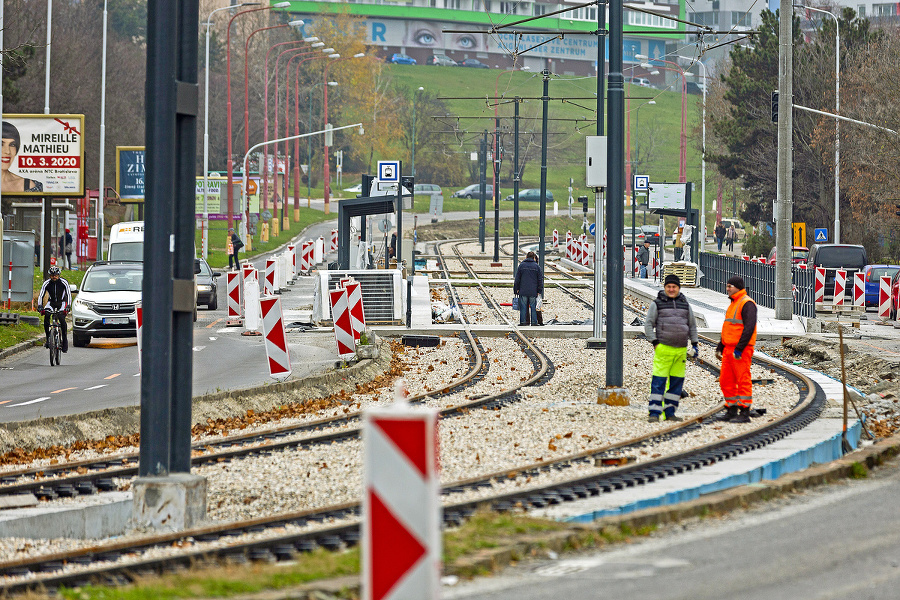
{"left": 589, "top": 222, "right": 596, "bottom": 236}
{"left": 634, "top": 175, "right": 649, "bottom": 191}
{"left": 814, "top": 228, "right": 828, "bottom": 243}
{"left": 377, "top": 160, "right": 399, "bottom": 182}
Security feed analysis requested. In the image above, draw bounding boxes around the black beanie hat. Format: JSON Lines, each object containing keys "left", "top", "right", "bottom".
{"left": 664, "top": 274, "right": 680, "bottom": 287}
{"left": 727, "top": 276, "right": 745, "bottom": 290}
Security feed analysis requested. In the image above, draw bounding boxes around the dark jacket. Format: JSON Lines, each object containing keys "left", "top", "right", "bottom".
{"left": 637, "top": 245, "right": 650, "bottom": 266}
{"left": 644, "top": 290, "right": 698, "bottom": 348}
{"left": 514, "top": 257, "right": 544, "bottom": 297}
{"left": 230, "top": 232, "right": 244, "bottom": 253}
{"left": 715, "top": 225, "right": 726, "bottom": 240}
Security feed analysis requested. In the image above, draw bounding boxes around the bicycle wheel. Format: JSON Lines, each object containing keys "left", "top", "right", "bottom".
{"left": 48, "top": 326, "right": 58, "bottom": 366}
{"left": 53, "top": 327, "right": 62, "bottom": 365}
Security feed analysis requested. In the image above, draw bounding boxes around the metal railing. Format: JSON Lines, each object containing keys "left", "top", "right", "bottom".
{"left": 698, "top": 253, "right": 815, "bottom": 318}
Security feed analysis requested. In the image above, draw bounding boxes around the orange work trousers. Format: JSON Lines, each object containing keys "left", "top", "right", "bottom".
{"left": 720, "top": 345, "right": 753, "bottom": 408}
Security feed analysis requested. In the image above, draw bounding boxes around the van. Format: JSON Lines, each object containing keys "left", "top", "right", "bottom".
{"left": 807, "top": 243, "right": 868, "bottom": 301}
{"left": 108, "top": 221, "right": 144, "bottom": 261}
{"left": 719, "top": 218, "right": 746, "bottom": 241}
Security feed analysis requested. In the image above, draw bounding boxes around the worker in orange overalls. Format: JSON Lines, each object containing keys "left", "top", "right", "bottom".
{"left": 716, "top": 275, "right": 758, "bottom": 423}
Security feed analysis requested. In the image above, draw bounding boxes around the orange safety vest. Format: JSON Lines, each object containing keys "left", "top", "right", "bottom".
{"left": 722, "top": 288, "right": 757, "bottom": 347}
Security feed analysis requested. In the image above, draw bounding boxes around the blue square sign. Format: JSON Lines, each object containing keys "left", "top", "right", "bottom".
{"left": 634, "top": 175, "right": 649, "bottom": 191}
{"left": 377, "top": 160, "right": 399, "bottom": 182}
{"left": 814, "top": 228, "right": 828, "bottom": 243}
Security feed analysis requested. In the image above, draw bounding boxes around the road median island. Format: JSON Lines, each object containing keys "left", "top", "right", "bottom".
{"left": 0, "top": 339, "right": 393, "bottom": 455}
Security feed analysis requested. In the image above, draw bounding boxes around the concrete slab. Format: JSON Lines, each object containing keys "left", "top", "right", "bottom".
{"left": 0, "top": 492, "right": 132, "bottom": 539}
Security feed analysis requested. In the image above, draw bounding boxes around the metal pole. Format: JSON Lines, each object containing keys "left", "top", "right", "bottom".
{"left": 775, "top": 0, "right": 794, "bottom": 320}
{"left": 538, "top": 69, "right": 549, "bottom": 274}
{"left": 513, "top": 97, "right": 520, "bottom": 274}
{"left": 0, "top": 0, "right": 4, "bottom": 236}
{"left": 606, "top": 0, "right": 625, "bottom": 385}
{"left": 98, "top": 0, "right": 108, "bottom": 261}
{"left": 592, "top": 2, "right": 606, "bottom": 342}
{"left": 493, "top": 117, "right": 500, "bottom": 263}
{"left": 479, "top": 132, "right": 486, "bottom": 252}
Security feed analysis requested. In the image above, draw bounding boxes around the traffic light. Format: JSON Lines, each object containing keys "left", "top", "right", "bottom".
{"left": 771, "top": 91, "right": 779, "bottom": 123}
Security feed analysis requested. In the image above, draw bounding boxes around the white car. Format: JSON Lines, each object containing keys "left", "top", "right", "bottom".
{"left": 343, "top": 183, "right": 363, "bottom": 194}
{"left": 72, "top": 261, "right": 143, "bottom": 347}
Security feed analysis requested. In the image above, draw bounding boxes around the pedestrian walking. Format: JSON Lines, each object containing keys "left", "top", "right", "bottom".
{"left": 673, "top": 228, "right": 684, "bottom": 262}
{"left": 513, "top": 250, "right": 543, "bottom": 326}
{"left": 637, "top": 240, "right": 650, "bottom": 278}
{"left": 715, "top": 223, "right": 726, "bottom": 252}
{"left": 725, "top": 224, "right": 735, "bottom": 252}
{"left": 228, "top": 227, "right": 244, "bottom": 270}
{"left": 716, "top": 276, "right": 758, "bottom": 423}
{"left": 644, "top": 274, "right": 699, "bottom": 422}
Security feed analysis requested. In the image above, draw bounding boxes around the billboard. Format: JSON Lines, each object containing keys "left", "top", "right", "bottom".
{"left": 648, "top": 182, "right": 689, "bottom": 210}
{"left": 195, "top": 176, "right": 261, "bottom": 218}
{"left": 116, "top": 146, "right": 145, "bottom": 201}
{"left": 1, "top": 114, "right": 85, "bottom": 197}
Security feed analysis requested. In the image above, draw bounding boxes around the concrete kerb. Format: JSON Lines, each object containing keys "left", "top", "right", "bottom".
{"left": 0, "top": 339, "right": 393, "bottom": 454}
{"left": 0, "top": 336, "right": 43, "bottom": 362}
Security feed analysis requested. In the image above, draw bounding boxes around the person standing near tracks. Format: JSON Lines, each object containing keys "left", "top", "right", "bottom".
{"left": 716, "top": 275, "right": 758, "bottom": 423}
{"left": 644, "top": 274, "right": 699, "bottom": 422}
{"left": 228, "top": 227, "right": 244, "bottom": 270}
{"left": 637, "top": 240, "right": 650, "bottom": 278}
{"left": 514, "top": 250, "right": 543, "bottom": 326}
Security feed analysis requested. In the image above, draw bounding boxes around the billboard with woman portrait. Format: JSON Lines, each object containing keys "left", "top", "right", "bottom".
{"left": 1, "top": 114, "right": 85, "bottom": 197}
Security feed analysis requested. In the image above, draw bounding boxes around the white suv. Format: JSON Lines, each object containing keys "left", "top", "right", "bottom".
{"left": 72, "top": 261, "right": 143, "bottom": 347}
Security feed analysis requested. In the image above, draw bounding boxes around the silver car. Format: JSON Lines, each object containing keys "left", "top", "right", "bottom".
{"left": 72, "top": 261, "right": 143, "bottom": 347}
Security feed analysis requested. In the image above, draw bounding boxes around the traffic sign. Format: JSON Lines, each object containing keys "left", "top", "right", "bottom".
{"left": 814, "top": 228, "right": 828, "bottom": 243}
{"left": 345, "top": 280, "right": 366, "bottom": 342}
{"left": 588, "top": 222, "right": 596, "bottom": 236}
{"left": 260, "top": 296, "right": 291, "bottom": 380}
{"left": 634, "top": 175, "right": 649, "bottom": 191}
{"left": 329, "top": 287, "right": 356, "bottom": 360}
{"left": 378, "top": 160, "right": 400, "bottom": 182}
{"left": 792, "top": 222, "right": 806, "bottom": 247}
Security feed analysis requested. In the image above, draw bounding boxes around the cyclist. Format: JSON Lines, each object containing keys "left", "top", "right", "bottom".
{"left": 38, "top": 265, "right": 72, "bottom": 352}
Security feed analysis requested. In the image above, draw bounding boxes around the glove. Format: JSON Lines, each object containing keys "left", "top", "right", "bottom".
{"left": 690, "top": 344, "right": 699, "bottom": 359}
{"left": 715, "top": 349, "right": 723, "bottom": 361}
{"left": 733, "top": 349, "right": 743, "bottom": 360}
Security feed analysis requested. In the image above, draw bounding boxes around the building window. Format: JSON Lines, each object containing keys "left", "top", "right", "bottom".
{"left": 873, "top": 3, "right": 897, "bottom": 16}
{"left": 858, "top": 5, "right": 866, "bottom": 16}
{"left": 534, "top": 3, "right": 547, "bottom": 15}
{"left": 500, "top": 1, "right": 516, "bottom": 14}
{"left": 731, "top": 11, "right": 752, "bottom": 27}
{"left": 627, "top": 9, "right": 679, "bottom": 28}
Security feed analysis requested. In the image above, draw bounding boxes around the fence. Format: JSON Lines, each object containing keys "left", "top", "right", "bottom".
{"left": 698, "top": 253, "right": 815, "bottom": 319}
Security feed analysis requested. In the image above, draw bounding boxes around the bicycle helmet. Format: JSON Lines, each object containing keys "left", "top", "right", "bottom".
{"left": 48, "top": 265, "right": 61, "bottom": 276}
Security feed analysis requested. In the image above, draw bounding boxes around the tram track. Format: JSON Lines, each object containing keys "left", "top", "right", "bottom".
{"left": 0, "top": 236, "right": 827, "bottom": 594}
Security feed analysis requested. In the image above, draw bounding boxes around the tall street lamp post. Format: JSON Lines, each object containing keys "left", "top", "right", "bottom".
{"left": 411, "top": 86, "right": 424, "bottom": 178}
{"left": 306, "top": 81, "right": 336, "bottom": 203}
{"left": 794, "top": 4, "right": 839, "bottom": 242}
{"left": 226, "top": 2, "right": 289, "bottom": 233}
{"left": 638, "top": 55, "right": 687, "bottom": 182}
{"left": 676, "top": 56, "right": 709, "bottom": 250}
{"left": 323, "top": 53, "right": 365, "bottom": 215}
{"left": 203, "top": 2, "right": 259, "bottom": 259}
{"left": 628, "top": 99, "right": 655, "bottom": 249}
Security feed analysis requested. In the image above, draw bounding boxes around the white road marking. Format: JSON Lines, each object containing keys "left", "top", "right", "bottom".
{"left": 192, "top": 346, "right": 206, "bottom": 352}
{"left": 209, "top": 337, "right": 217, "bottom": 341}
{"left": 9, "top": 397, "right": 50, "bottom": 407}
{"left": 84, "top": 385, "right": 108, "bottom": 391}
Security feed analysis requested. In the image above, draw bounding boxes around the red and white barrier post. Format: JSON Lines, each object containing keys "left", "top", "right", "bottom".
{"left": 242, "top": 273, "right": 262, "bottom": 336}
{"left": 226, "top": 271, "right": 243, "bottom": 326}
{"left": 345, "top": 280, "right": 366, "bottom": 343}
{"left": 565, "top": 231, "right": 572, "bottom": 260}
{"left": 833, "top": 269, "right": 847, "bottom": 310}
{"left": 633, "top": 246, "right": 640, "bottom": 277}
{"left": 552, "top": 229, "right": 559, "bottom": 251}
{"left": 136, "top": 302, "right": 143, "bottom": 373}
{"left": 302, "top": 240, "right": 314, "bottom": 274}
{"left": 260, "top": 296, "right": 291, "bottom": 380}
{"left": 363, "top": 385, "right": 440, "bottom": 600}
{"left": 329, "top": 287, "right": 357, "bottom": 360}
{"left": 853, "top": 272, "right": 865, "bottom": 313}
{"left": 286, "top": 244, "right": 297, "bottom": 281}
{"left": 330, "top": 229, "right": 338, "bottom": 254}
{"left": 264, "top": 259, "right": 276, "bottom": 297}
{"left": 879, "top": 275, "right": 892, "bottom": 320}
{"left": 814, "top": 267, "right": 825, "bottom": 310}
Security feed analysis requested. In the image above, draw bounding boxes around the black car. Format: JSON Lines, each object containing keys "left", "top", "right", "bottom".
{"left": 807, "top": 243, "right": 868, "bottom": 301}
{"left": 640, "top": 224, "right": 662, "bottom": 245}
{"left": 452, "top": 184, "right": 493, "bottom": 199}
{"left": 457, "top": 58, "right": 489, "bottom": 68}
{"left": 196, "top": 258, "right": 222, "bottom": 310}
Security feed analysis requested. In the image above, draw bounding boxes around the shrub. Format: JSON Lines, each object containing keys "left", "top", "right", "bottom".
{"left": 742, "top": 231, "right": 775, "bottom": 259}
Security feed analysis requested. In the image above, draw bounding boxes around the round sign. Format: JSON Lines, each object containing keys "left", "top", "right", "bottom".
{"left": 588, "top": 222, "right": 596, "bottom": 235}
{"left": 378, "top": 218, "right": 391, "bottom": 233}
{"left": 246, "top": 179, "right": 258, "bottom": 195}
{"left": 260, "top": 209, "right": 272, "bottom": 222}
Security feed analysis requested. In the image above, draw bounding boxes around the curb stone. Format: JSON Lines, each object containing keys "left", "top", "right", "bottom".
{"left": 213, "top": 432, "right": 900, "bottom": 600}
{"left": 0, "top": 336, "right": 42, "bottom": 362}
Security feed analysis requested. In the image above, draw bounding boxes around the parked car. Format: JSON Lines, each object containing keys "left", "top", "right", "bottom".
{"left": 807, "top": 243, "right": 868, "bottom": 302}
{"left": 504, "top": 188, "right": 553, "bottom": 202}
{"left": 719, "top": 218, "right": 746, "bottom": 241}
{"left": 343, "top": 183, "right": 363, "bottom": 194}
{"left": 414, "top": 183, "right": 442, "bottom": 196}
{"left": 863, "top": 264, "right": 900, "bottom": 307}
{"left": 766, "top": 245, "right": 809, "bottom": 265}
{"left": 623, "top": 227, "right": 647, "bottom": 246}
{"left": 457, "top": 58, "right": 488, "bottom": 68}
{"left": 389, "top": 53, "right": 416, "bottom": 65}
{"left": 640, "top": 224, "right": 662, "bottom": 246}
{"left": 72, "top": 261, "right": 143, "bottom": 347}
{"left": 196, "top": 258, "right": 222, "bottom": 310}
{"left": 428, "top": 53, "right": 455, "bottom": 66}
{"left": 452, "top": 184, "right": 493, "bottom": 199}
{"left": 628, "top": 77, "right": 652, "bottom": 88}
{"left": 891, "top": 270, "right": 900, "bottom": 320}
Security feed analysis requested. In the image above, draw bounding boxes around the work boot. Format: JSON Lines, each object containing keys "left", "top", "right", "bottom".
{"left": 731, "top": 407, "right": 751, "bottom": 424}
{"left": 664, "top": 414, "right": 684, "bottom": 422}
{"left": 723, "top": 406, "right": 738, "bottom": 421}
{"left": 648, "top": 414, "right": 660, "bottom": 423}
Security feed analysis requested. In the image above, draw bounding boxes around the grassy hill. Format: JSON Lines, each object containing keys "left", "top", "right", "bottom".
{"left": 388, "top": 64, "right": 706, "bottom": 206}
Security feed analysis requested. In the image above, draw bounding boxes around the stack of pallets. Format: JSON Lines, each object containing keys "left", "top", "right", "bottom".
{"left": 660, "top": 262, "right": 698, "bottom": 287}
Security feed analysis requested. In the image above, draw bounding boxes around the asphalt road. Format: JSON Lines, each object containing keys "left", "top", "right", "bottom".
{"left": 0, "top": 221, "right": 340, "bottom": 423}
{"left": 446, "top": 454, "right": 900, "bottom": 600}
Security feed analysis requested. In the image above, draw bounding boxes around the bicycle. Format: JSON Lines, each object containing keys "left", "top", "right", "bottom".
{"left": 44, "top": 307, "right": 64, "bottom": 366}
